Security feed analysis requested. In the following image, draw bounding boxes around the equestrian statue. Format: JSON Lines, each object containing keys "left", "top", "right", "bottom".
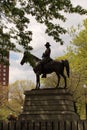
{"left": 20, "top": 42, "right": 70, "bottom": 89}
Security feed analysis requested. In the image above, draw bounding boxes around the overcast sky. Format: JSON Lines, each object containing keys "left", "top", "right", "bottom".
{"left": 9, "top": 0, "right": 87, "bottom": 85}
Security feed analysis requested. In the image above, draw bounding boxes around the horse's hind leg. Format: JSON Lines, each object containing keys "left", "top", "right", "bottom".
{"left": 56, "top": 74, "right": 60, "bottom": 88}
{"left": 61, "top": 73, "right": 67, "bottom": 88}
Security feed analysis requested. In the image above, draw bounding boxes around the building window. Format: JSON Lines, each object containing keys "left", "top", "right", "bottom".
{"left": 3, "top": 65, "right": 6, "bottom": 68}
{"left": 3, "top": 73, "right": 6, "bottom": 76}
{"left": 3, "top": 69, "right": 6, "bottom": 72}
{"left": 0, "top": 51, "right": 9, "bottom": 87}
{"left": 3, "top": 77, "right": 6, "bottom": 81}
{"left": 3, "top": 82, "right": 6, "bottom": 86}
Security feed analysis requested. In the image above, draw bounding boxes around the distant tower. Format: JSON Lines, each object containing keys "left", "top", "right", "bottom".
{"left": 0, "top": 52, "right": 9, "bottom": 86}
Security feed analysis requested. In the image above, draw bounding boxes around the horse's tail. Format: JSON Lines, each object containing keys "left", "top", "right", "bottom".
{"left": 64, "top": 60, "right": 70, "bottom": 77}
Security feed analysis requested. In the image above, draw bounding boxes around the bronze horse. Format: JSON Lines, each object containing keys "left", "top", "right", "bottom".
{"left": 20, "top": 51, "right": 70, "bottom": 89}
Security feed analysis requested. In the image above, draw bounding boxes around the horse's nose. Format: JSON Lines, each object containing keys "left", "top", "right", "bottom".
{"left": 20, "top": 61, "right": 23, "bottom": 65}
{"left": 33, "top": 68, "right": 35, "bottom": 72}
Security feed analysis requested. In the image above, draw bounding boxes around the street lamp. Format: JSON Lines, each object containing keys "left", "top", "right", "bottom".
{"left": 83, "top": 84, "right": 87, "bottom": 119}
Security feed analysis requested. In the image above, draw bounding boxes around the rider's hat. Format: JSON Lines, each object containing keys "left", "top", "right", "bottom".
{"left": 45, "top": 42, "right": 51, "bottom": 47}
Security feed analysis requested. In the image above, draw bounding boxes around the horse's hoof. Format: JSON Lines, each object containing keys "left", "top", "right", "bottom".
{"left": 64, "top": 86, "right": 66, "bottom": 89}
{"left": 55, "top": 86, "right": 59, "bottom": 89}
{"left": 36, "top": 87, "right": 40, "bottom": 89}
{"left": 36, "top": 87, "right": 38, "bottom": 89}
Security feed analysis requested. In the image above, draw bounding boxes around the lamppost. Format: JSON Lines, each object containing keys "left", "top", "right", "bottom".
{"left": 83, "top": 84, "right": 87, "bottom": 119}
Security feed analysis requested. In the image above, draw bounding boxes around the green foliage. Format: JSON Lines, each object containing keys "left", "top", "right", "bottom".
{"left": 0, "top": 84, "right": 10, "bottom": 120}
{"left": 7, "top": 80, "right": 35, "bottom": 115}
{"left": 0, "top": 0, "right": 87, "bottom": 57}
{"left": 24, "top": 0, "right": 87, "bottom": 44}
{"left": 68, "top": 19, "right": 87, "bottom": 84}
{"left": 0, "top": 0, "right": 32, "bottom": 55}
{"left": 0, "top": 107, "right": 10, "bottom": 120}
{"left": 0, "top": 27, "right": 15, "bottom": 51}
{"left": 66, "top": 18, "right": 87, "bottom": 119}
{"left": 0, "top": 80, "right": 35, "bottom": 120}
{"left": 42, "top": 73, "right": 58, "bottom": 88}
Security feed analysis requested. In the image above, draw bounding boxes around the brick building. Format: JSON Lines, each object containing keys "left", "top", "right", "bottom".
{"left": 0, "top": 52, "right": 9, "bottom": 86}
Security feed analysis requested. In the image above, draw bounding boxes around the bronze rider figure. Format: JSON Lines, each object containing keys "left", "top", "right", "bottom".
{"left": 41, "top": 42, "right": 52, "bottom": 78}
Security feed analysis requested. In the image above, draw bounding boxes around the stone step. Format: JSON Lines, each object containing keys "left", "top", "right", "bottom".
{"left": 23, "top": 105, "right": 74, "bottom": 112}
{"left": 24, "top": 100, "right": 74, "bottom": 106}
{"left": 22, "top": 111, "right": 76, "bottom": 115}
{"left": 24, "top": 88, "right": 71, "bottom": 95}
{"left": 19, "top": 88, "right": 79, "bottom": 121}
{"left": 20, "top": 112, "right": 79, "bottom": 121}
{"left": 25, "top": 95, "right": 73, "bottom": 101}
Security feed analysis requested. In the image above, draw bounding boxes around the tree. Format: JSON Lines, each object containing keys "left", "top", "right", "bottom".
{"left": 0, "top": 84, "right": 8, "bottom": 107}
{"left": 0, "top": 84, "right": 10, "bottom": 120}
{"left": 0, "top": 80, "right": 35, "bottom": 120}
{"left": 0, "top": 0, "right": 87, "bottom": 59}
{"left": 64, "top": 18, "right": 87, "bottom": 119}
{"left": 7, "top": 80, "right": 35, "bottom": 115}
{"left": 67, "top": 18, "right": 87, "bottom": 86}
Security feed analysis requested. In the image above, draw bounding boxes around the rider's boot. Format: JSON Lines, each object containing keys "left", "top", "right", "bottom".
{"left": 42, "top": 73, "right": 46, "bottom": 78}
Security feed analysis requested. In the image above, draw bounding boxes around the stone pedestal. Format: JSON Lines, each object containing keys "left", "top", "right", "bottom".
{"left": 19, "top": 88, "right": 79, "bottom": 121}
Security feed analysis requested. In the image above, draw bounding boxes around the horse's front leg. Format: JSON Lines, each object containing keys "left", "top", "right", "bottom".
{"left": 64, "top": 76, "right": 67, "bottom": 88}
{"left": 36, "top": 74, "right": 40, "bottom": 89}
{"left": 61, "top": 74, "right": 67, "bottom": 88}
{"left": 56, "top": 74, "right": 60, "bottom": 88}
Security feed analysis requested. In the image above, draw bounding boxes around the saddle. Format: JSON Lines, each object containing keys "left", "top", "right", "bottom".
{"left": 41, "top": 58, "right": 53, "bottom": 78}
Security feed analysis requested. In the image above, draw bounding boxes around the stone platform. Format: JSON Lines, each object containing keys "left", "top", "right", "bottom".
{"left": 19, "top": 88, "right": 79, "bottom": 121}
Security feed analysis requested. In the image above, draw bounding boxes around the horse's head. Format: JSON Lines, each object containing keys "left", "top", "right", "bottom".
{"left": 20, "top": 51, "right": 28, "bottom": 65}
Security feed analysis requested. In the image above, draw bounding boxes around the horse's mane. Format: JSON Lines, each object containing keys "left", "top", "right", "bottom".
{"left": 25, "top": 51, "right": 41, "bottom": 67}
{"left": 31, "top": 53, "right": 41, "bottom": 62}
